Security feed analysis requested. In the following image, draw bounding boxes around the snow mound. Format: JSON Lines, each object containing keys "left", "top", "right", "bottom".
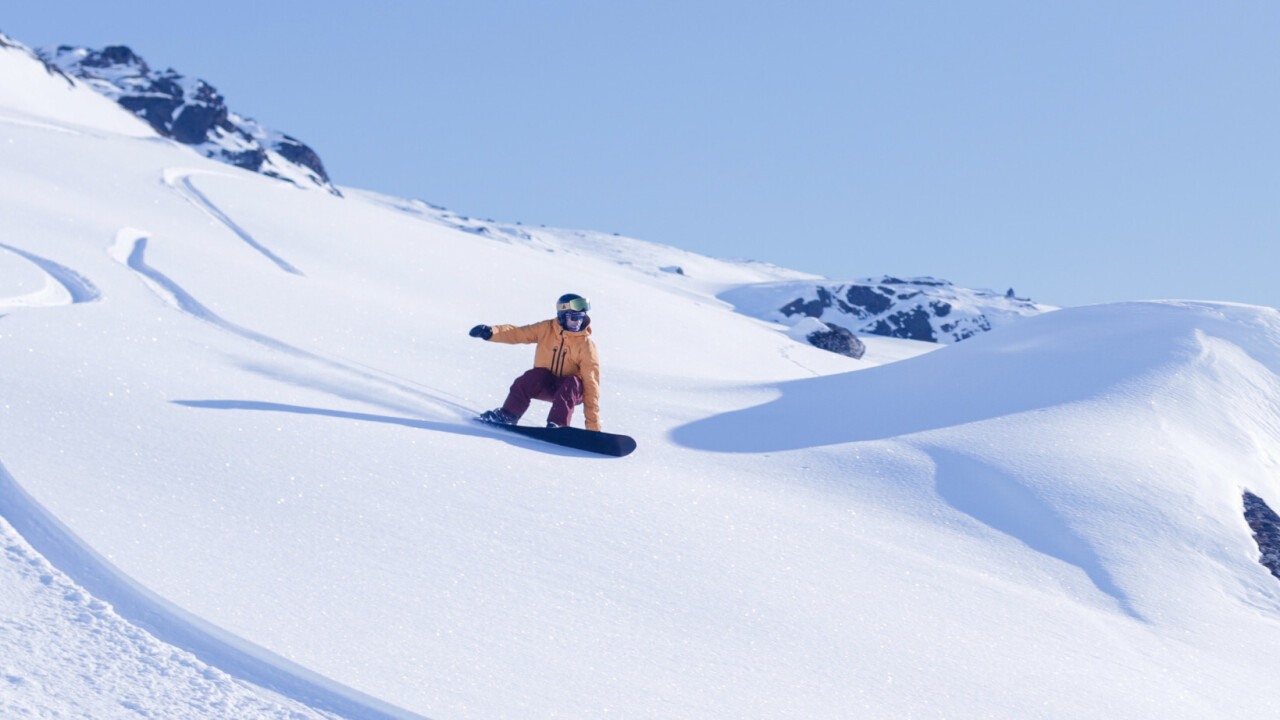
{"left": 677, "top": 300, "right": 1280, "bottom": 449}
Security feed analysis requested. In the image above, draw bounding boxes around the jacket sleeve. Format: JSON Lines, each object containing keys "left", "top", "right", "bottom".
{"left": 488, "top": 321, "right": 547, "bottom": 345}
{"left": 581, "top": 340, "right": 602, "bottom": 431}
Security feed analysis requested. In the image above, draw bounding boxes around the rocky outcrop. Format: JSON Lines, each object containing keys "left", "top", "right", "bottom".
{"left": 805, "top": 321, "right": 866, "bottom": 359}
{"left": 1244, "top": 490, "right": 1280, "bottom": 581}
{"left": 783, "top": 317, "right": 867, "bottom": 359}
{"left": 769, "top": 276, "right": 1052, "bottom": 344}
{"left": 39, "top": 45, "right": 338, "bottom": 195}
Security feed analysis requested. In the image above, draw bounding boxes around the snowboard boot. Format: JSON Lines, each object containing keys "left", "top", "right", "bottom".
{"left": 480, "top": 408, "right": 518, "bottom": 426}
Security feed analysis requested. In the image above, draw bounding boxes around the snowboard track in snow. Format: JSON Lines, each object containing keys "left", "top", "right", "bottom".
{"left": 164, "top": 168, "right": 305, "bottom": 276}
{"left": 117, "top": 230, "right": 475, "bottom": 422}
{"left": 0, "top": 241, "right": 101, "bottom": 306}
{"left": 0, "top": 458, "right": 430, "bottom": 720}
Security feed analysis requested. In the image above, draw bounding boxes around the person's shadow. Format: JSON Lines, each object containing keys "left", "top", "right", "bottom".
{"left": 173, "top": 400, "right": 589, "bottom": 456}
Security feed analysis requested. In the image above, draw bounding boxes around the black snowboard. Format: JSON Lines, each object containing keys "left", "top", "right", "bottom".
{"left": 477, "top": 419, "right": 636, "bottom": 457}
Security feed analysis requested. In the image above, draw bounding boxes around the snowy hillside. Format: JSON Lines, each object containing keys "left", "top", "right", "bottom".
{"left": 4, "top": 30, "right": 1280, "bottom": 720}
{"left": 37, "top": 42, "right": 337, "bottom": 194}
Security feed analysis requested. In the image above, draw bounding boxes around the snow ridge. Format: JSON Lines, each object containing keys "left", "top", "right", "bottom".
{"left": 0, "top": 515, "right": 342, "bottom": 720}
{"left": 0, "top": 458, "right": 427, "bottom": 720}
{"left": 0, "top": 453, "right": 430, "bottom": 717}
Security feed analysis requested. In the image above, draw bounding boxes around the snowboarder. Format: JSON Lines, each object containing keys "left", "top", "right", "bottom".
{"left": 470, "top": 293, "right": 602, "bottom": 431}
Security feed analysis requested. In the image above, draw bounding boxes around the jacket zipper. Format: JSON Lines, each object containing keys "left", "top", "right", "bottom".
{"left": 553, "top": 334, "right": 566, "bottom": 376}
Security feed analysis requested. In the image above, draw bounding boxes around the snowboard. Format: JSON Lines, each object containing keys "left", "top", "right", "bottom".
{"left": 477, "top": 418, "right": 636, "bottom": 457}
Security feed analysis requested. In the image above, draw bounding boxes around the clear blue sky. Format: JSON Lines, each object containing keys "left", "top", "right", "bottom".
{"left": 6, "top": 2, "right": 1279, "bottom": 308}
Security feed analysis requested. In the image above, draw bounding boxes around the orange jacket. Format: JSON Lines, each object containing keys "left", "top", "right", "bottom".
{"left": 488, "top": 318, "right": 601, "bottom": 430}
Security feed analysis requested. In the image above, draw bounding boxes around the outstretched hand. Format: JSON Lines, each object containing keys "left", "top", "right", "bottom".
{"left": 469, "top": 324, "right": 493, "bottom": 340}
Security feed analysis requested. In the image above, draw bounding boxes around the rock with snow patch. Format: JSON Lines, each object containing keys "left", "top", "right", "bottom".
{"left": 807, "top": 322, "right": 865, "bottom": 359}
{"left": 785, "top": 317, "right": 866, "bottom": 359}
{"left": 39, "top": 44, "right": 339, "bottom": 195}
{"left": 1245, "top": 491, "right": 1280, "bottom": 581}
{"left": 726, "top": 276, "right": 1055, "bottom": 344}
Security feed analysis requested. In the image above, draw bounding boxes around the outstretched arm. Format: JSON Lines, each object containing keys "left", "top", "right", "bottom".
{"left": 487, "top": 320, "right": 550, "bottom": 345}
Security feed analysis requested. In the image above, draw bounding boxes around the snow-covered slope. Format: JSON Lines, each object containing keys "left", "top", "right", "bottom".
{"left": 0, "top": 34, "right": 154, "bottom": 138}
{"left": 0, "top": 508, "right": 342, "bottom": 720}
{"left": 38, "top": 41, "right": 338, "bottom": 194}
{"left": 4, "top": 30, "right": 1280, "bottom": 720}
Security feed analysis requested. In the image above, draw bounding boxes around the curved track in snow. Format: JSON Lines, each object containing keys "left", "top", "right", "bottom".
{"left": 0, "top": 242, "right": 100, "bottom": 311}
{"left": 163, "top": 168, "right": 305, "bottom": 276}
{"left": 0, "top": 458, "right": 428, "bottom": 720}
{"left": 111, "top": 227, "right": 476, "bottom": 422}
{"left": 0, "top": 228, "right": 472, "bottom": 719}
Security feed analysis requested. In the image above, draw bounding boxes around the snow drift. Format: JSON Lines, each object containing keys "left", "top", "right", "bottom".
{"left": 3, "top": 30, "right": 1280, "bottom": 720}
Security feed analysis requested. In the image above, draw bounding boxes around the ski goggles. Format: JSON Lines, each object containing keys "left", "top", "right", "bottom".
{"left": 556, "top": 296, "right": 591, "bottom": 312}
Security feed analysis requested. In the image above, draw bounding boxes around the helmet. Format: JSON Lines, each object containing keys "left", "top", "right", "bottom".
{"left": 556, "top": 293, "right": 590, "bottom": 313}
{"left": 556, "top": 293, "right": 590, "bottom": 331}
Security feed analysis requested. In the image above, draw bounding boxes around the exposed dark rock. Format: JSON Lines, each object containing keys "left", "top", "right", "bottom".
{"left": 118, "top": 94, "right": 180, "bottom": 131}
{"left": 844, "top": 285, "right": 893, "bottom": 316}
{"left": 1244, "top": 491, "right": 1280, "bottom": 581}
{"left": 871, "top": 307, "right": 937, "bottom": 342}
{"left": 740, "top": 276, "right": 1051, "bottom": 345}
{"left": 171, "top": 100, "right": 227, "bottom": 144}
{"left": 221, "top": 147, "right": 268, "bottom": 172}
{"left": 273, "top": 135, "right": 331, "bottom": 182}
{"left": 883, "top": 276, "right": 948, "bottom": 287}
{"left": 805, "top": 322, "right": 866, "bottom": 359}
{"left": 781, "top": 286, "right": 835, "bottom": 319}
{"left": 80, "top": 44, "right": 145, "bottom": 69}
{"left": 38, "top": 43, "right": 337, "bottom": 194}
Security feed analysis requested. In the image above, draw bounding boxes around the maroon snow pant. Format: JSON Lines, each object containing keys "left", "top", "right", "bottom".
{"left": 502, "top": 368, "right": 584, "bottom": 427}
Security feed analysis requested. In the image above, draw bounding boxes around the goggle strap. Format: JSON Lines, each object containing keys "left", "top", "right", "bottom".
{"left": 557, "top": 297, "right": 590, "bottom": 312}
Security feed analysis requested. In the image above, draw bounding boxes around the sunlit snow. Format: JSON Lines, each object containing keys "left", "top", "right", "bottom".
{"left": 3, "top": 33, "right": 1280, "bottom": 720}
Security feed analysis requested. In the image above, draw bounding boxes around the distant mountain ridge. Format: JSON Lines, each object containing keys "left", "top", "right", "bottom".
{"left": 39, "top": 44, "right": 338, "bottom": 195}
{"left": 350, "top": 190, "right": 1052, "bottom": 349}
{"left": 722, "top": 276, "right": 1055, "bottom": 344}
{"left": 6, "top": 32, "right": 1047, "bottom": 351}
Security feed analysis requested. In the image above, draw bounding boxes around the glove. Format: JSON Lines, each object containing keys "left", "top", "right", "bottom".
{"left": 469, "top": 324, "right": 493, "bottom": 340}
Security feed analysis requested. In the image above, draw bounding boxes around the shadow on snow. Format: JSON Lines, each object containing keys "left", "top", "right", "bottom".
{"left": 173, "top": 400, "right": 601, "bottom": 457}
{"left": 0, "top": 458, "right": 429, "bottom": 720}
{"left": 930, "top": 448, "right": 1143, "bottom": 621}
{"left": 671, "top": 303, "right": 1200, "bottom": 453}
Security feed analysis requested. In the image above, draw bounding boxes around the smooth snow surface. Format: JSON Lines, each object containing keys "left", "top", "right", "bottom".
{"left": 3, "top": 34, "right": 1280, "bottom": 720}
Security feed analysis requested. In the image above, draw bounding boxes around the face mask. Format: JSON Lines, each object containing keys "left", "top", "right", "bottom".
{"left": 561, "top": 311, "right": 587, "bottom": 331}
